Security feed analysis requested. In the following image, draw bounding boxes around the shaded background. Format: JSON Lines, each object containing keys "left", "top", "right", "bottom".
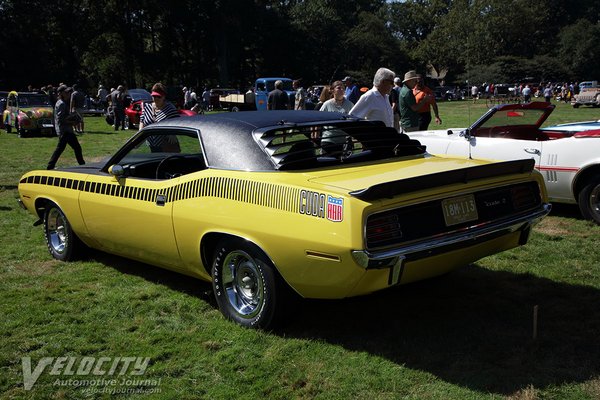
{"left": 1, "top": 0, "right": 599, "bottom": 91}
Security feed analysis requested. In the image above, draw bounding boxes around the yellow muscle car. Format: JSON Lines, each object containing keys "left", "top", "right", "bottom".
{"left": 18, "top": 111, "right": 550, "bottom": 328}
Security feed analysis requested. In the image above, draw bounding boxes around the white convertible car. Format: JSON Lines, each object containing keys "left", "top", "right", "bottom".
{"left": 408, "top": 102, "right": 600, "bottom": 224}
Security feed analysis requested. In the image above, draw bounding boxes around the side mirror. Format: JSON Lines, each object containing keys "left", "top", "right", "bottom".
{"left": 108, "top": 164, "right": 125, "bottom": 178}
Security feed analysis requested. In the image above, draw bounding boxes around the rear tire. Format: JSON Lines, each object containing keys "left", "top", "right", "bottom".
{"left": 43, "top": 204, "right": 85, "bottom": 261}
{"left": 212, "top": 238, "right": 286, "bottom": 329}
{"left": 578, "top": 176, "right": 600, "bottom": 224}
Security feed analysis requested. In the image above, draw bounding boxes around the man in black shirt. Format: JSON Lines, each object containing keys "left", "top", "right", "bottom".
{"left": 267, "top": 80, "right": 289, "bottom": 110}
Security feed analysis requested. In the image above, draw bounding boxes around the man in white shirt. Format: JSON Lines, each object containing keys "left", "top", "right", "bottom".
{"left": 349, "top": 67, "right": 395, "bottom": 128}
{"left": 522, "top": 85, "right": 532, "bottom": 103}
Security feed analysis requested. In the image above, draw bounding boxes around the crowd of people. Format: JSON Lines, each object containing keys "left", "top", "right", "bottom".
{"left": 265, "top": 68, "right": 442, "bottom": 133}
{"left": 470, "top": 81, "right": 583, "bottom": 103}
{"left": 28, "top": 68, "right": 444, "bottom": 170}
{"left": 28, "top": 69, "right": 591, "bottom": 170}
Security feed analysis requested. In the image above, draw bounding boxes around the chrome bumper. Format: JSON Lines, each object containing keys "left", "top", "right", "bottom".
{"left": 352, "top": 203, "right": 551, "bottom": 285}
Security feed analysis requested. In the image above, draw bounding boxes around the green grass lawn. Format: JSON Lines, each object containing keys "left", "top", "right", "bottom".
{"left": 1, "top": 104, "right": 600, "bottom": 399}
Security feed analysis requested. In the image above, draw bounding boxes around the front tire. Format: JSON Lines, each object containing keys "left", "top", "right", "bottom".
{"left": 578, "top": 176, "right": 600, "bottom": 224}
{"left": 212, "top": 239, "right": 285, "bottom": 329}
{"left": 44, "top": 204, "right": 84, "bottom": 261}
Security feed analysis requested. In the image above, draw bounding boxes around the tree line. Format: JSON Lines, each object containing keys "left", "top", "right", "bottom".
{"left": 1, "top": 0, "right": 599, "bottom": 92}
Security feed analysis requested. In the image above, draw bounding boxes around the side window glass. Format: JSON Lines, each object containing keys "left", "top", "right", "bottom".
{"left": 118, "top": 129, "right": 206, "bottom": 180}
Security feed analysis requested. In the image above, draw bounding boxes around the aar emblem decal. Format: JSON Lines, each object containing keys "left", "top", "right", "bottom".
{"left": 326, "top": 195, "right": 343, "bottom": 222}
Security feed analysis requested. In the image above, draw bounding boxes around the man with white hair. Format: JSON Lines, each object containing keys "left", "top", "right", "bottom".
{"left": 349, "top": 67, "right": 395, "bottom": 128}
{"left": 267, "top": 80, "right": 290, "bottom": 110}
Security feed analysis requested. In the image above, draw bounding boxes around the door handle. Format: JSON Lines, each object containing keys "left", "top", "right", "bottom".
{"left": 156, "top": 194, "right": 166, "bottom": 206}
{"left": 524, "top": 148, "right": 540, "bottom": 155}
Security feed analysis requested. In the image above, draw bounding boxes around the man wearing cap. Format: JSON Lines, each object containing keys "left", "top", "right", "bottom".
{"left": 47, "top": 85, "right": 85, "bottom": 170}
{"left": 399, "top": 70, "right": 431, "bottom": 132}
{"left": 349, "top": 68, "right": 395, "bottom": 128}
{"left": 342, "top": 76, "right": 360, "bottom": 104}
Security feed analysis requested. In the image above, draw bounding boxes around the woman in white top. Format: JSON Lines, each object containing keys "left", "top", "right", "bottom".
{"left": 319, "top": 81, "right": 353, "bottom": 113}
{"left": 318, "top": 80, "right": 354, "bottom": 153}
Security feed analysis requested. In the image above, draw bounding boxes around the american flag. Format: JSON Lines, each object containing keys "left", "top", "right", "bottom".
{"left": 327, "top": 196, "right": 343, "bottom": 222}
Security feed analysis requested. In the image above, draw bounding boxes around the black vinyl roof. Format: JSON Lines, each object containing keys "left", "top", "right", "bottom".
{"left": 142, "top": 111, "right": 425, "bottom": 171}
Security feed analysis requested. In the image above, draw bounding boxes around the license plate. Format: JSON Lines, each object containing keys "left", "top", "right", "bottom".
{"left": 442, "top": 194, "right": 478, "bottom": 226}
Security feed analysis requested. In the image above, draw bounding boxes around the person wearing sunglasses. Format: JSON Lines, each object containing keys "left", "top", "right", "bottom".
{"left": 140, "top": 83, "right": 181, "bottom": 153}
{"left": 139, "top": 82, "right": 179, "bottom": 130}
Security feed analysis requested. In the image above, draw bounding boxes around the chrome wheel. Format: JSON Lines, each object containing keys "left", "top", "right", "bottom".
{"left": 212, "top": 239, "right": 285, "bottom": 328}
{"left": 46, "top": 207, "right": 68, "bottom": 254}
{"left": 43, "top": 204, "right": 84, "bottom": 261}
{"left": 221, "top": 250, "right": 264, "bottom": 319}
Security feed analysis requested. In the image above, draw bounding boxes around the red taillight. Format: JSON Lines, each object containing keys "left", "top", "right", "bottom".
{"left": 511, "top": 185, "right": 536, "bottom": 210}
{"left": 366, "top": 213, "right": 402, "bottom": 247}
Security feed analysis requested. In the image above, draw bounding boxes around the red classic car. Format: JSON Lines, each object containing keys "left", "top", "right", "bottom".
{"left": 125, "top": 100, "right": 197, "bottom": 129}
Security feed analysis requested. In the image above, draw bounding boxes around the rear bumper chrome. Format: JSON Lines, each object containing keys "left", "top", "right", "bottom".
{"left": 352, "top": 203, "right": 551, "bottom": 284}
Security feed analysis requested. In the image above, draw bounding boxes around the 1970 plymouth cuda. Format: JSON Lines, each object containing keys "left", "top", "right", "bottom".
{"left": 18, "top": 111, "right": 550, "bottom": 328}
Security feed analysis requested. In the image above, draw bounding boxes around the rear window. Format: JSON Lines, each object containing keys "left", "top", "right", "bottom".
{"left": 254, "top": 122, "right": 425, "bottom": 170}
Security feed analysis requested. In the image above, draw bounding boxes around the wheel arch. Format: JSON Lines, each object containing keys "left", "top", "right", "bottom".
{"left": 33, "top": 197, "right": 56, "bottom": 220}
{"left": 200, "top": 232, "right": 275, "bottom": 277}
{"left": 573, "top": 164, "right": 600, "bottom": 198}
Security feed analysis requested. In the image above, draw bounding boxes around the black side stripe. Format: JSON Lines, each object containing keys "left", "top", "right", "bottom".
{"left": 20, "top": 175, "right": 302, "bottom": 212}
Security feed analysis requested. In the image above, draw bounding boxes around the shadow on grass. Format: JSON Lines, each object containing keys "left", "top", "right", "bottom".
{"left": 549, "top": 202, "right": 584, "bottom": 220}
{"left": 88, "top": 249, "right": 215, "bottom": 305}
{"left": 278, "top": 265, "right": 600, "bottom": 395}
{"left": 0, "top": 185, "right": 18, "bottom": 190}
{"left": 85, "top": 248, "right": 600, "bottom": 395}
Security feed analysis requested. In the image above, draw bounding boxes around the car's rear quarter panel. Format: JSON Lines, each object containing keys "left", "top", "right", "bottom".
{"left": 172, "top": 170, "right": 366, "bottom": 298}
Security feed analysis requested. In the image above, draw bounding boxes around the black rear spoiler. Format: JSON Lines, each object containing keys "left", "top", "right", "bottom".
{"left": 349, "top": 159, "right": 535, "bottom": 201}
